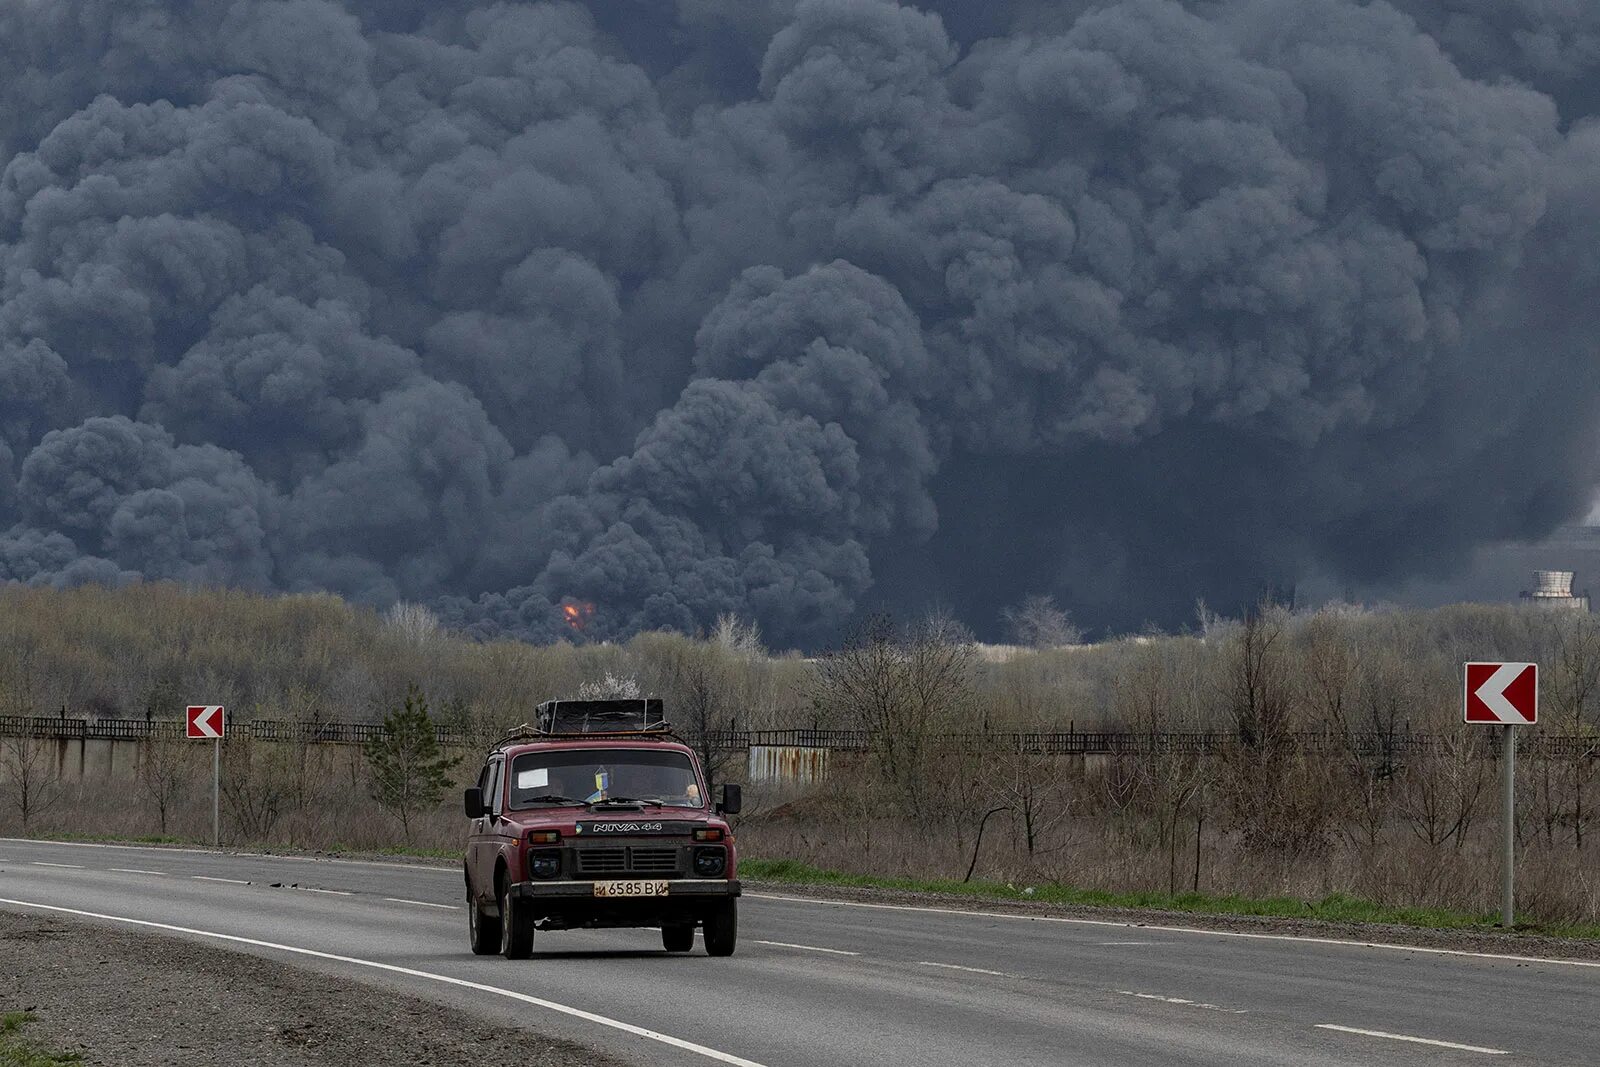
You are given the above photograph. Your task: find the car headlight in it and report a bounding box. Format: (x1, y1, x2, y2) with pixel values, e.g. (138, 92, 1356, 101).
(692, 846, 726, 877)
(529, 850, 561, 879)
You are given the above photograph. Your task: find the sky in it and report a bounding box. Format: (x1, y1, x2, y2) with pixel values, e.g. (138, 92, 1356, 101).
(2, 0, 1599, 645)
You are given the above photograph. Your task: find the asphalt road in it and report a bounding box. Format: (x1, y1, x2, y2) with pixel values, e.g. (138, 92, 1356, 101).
(1, 838, 1594, 1066)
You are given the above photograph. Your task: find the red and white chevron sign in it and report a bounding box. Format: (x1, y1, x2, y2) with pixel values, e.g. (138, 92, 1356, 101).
(1463, 663, 1537, 725)
(186, 705, 225, 739)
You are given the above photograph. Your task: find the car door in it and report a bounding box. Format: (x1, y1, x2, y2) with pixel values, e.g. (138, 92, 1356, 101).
(482, 756, 507, 895)
(486, 755, 509, 885)
(468, 758, 499, 900)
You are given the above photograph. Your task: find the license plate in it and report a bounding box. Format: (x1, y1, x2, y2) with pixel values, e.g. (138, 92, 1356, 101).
(593, 880, 669, 898)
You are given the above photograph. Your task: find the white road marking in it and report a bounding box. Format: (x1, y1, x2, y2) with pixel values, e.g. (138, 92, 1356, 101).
(752, 939, 859, 956)
(0, 897, 770, 1067)
(192, 876, 249, 885)
(1316, 1024, 1508, 1055)
(108, 868, 167, 876)
(384, 898, 459, 911)
(0, 837, 455, 873)
(287, 886, 351, 896)
(918, 961, 1016, 978)
(749, 893, 1600, 969)
(1117, 991, 1247, 1014)
(1100, 941, 1164, 946)
(30, 862, 83, 869)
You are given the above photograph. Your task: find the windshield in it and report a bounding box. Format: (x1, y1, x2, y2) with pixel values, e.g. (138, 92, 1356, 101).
(508, 748, 704, 810)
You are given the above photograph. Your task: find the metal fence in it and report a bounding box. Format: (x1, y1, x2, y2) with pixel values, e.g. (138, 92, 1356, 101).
(3, 714, 1594, 759)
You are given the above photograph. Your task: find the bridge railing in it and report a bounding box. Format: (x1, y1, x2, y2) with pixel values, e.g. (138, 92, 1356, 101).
(2, 715, 1593, 759)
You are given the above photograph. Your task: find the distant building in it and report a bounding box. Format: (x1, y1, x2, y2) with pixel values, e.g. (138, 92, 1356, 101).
(1520, 570, 1590, 612)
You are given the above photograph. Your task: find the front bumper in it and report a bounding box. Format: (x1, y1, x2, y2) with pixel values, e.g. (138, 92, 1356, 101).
(511, 878, 741, 900)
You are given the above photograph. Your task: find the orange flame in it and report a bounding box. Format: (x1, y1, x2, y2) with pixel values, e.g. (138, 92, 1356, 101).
(561, 600, 596, 632)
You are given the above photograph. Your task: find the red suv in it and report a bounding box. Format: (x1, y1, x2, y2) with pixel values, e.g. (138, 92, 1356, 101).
(463, 699, 742, 958)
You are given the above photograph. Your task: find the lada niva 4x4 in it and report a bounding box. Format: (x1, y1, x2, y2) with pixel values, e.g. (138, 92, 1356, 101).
(462, 699, 742, 958)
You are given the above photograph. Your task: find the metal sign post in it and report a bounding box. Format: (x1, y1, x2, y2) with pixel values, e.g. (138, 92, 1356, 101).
(1463, 663, 1536, 928)
(186, 705, 226, 848)
(1501, 723, 1515, 928)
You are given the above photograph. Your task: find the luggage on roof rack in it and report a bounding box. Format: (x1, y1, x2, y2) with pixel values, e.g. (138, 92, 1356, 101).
(534, 698, 668, 737)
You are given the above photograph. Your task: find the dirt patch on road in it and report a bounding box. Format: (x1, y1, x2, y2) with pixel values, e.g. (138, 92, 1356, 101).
(0, 910, 627, 1067)
(746, 880, 1600, 962)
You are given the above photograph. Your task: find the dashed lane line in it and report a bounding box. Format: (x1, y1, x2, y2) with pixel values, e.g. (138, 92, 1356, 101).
(748, 893, 1600, 970)
(30, 862, 83, 869)
(1117, 991, 1247, 1015)
(752, 940, 859, 956)
(384, 898, 459, 910)
(108, 868, 167, 876)
(0, 896, 770, 1067)
(917, 961, 1017, 978)
(1315, 1024, 1509, 1055)
(285, 886, 352, 896)
(192, 876, 249, 885)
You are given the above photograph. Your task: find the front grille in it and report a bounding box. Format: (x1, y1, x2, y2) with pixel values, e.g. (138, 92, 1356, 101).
(575, 848, 627, 874)
(574, 846, 682, 877)
(629, 847, 678, 873)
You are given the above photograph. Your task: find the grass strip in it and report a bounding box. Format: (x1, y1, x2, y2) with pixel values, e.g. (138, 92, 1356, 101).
(739, 858, 1600, 940)
(0, 1013, 81, 1067)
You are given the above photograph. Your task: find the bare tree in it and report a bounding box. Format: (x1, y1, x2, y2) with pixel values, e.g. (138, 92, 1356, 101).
(577, 673, 642, 700)
(138, 735, 195, 835)
(0, 633, 60, 830)
(384, 602, 441, 645)
(1001, 594, 1083, 649)
(0, 733, 63, 830)
(809, 612, 977, 817)
(712, 613, 764, 657)
(662, 641, 741, 793)
(1546, 614, 1600, 850)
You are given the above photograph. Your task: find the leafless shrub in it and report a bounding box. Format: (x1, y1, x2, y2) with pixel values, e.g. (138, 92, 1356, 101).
(577, 672, 642, 700)
(1001, 594, 1083, 649)
(138, 736, 197, 835)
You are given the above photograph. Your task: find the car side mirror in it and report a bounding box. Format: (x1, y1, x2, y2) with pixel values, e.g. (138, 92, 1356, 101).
(463, 787, 485, 820)
(717, 783, 742, 816)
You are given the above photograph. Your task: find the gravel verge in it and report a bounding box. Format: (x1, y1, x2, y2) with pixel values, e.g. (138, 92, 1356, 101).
(0, 909, 627, 1067)
(744, 879, 1600, 962)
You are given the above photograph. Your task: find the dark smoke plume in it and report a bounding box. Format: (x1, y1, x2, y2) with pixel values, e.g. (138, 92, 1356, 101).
(2, 0, 1598, 643)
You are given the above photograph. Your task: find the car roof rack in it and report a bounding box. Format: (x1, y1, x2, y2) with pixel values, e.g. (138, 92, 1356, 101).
(491, 698, 674, 750)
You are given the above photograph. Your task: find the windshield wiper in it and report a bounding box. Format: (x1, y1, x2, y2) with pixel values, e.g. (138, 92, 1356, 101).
(586, 796, 663, 808)
(523, 793, 582, 805)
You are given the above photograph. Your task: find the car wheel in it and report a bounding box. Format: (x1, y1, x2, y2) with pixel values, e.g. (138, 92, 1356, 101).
(703, 900, 737, 957)
(662, 924, 694, 953)
(468, 886, 501, 956)
(499, 875, 534, 959)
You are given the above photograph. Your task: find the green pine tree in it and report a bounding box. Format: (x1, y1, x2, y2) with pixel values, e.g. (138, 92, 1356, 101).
(365, 686, 459, 844)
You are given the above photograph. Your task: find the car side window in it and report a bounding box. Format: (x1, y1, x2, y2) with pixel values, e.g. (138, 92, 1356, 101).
(488, 757, 505, 817)
(476, 762, 492, 796)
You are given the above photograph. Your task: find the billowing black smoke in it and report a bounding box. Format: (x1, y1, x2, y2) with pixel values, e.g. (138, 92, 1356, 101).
(3, 0, 1598, 644)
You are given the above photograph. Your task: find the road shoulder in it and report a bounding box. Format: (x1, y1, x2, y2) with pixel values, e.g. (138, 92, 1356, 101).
(0, 909, 627, 1067)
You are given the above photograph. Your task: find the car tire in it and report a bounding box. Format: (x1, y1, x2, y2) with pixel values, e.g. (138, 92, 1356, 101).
(662, 924, 694, 953)
(500, 875, 534, 959)
(703, 900, 737, 957)
(468, 886, 501, 956)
